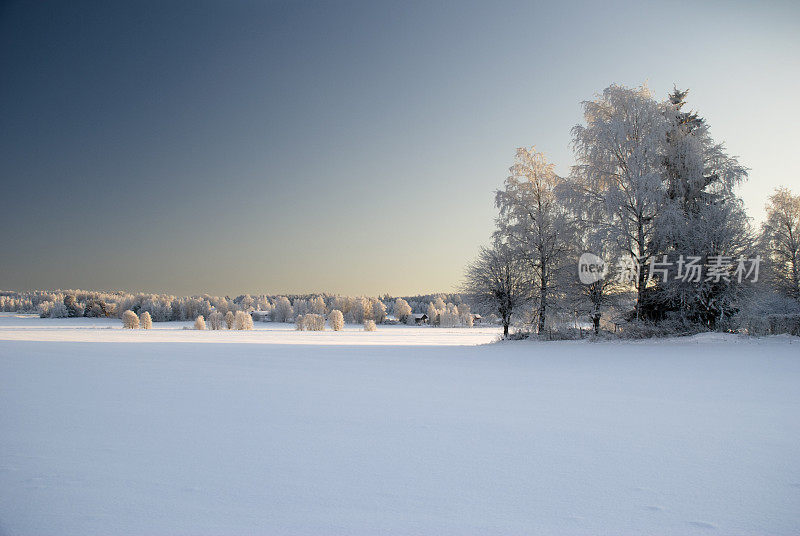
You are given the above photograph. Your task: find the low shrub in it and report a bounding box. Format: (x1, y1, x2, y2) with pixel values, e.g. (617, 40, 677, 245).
(296, 313, 325, 331)
(122, 310, 140, 329)
(329, 310, 344, 331)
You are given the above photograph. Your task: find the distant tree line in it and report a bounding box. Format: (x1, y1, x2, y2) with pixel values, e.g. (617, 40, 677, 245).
(0, 289, 491, 329)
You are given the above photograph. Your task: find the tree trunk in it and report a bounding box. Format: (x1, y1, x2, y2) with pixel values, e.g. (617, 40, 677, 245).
(591, 296, 602, 334)
(503, 322, 509, 338)
(635, 226, 646, 320)
(538, 278, 547, 335)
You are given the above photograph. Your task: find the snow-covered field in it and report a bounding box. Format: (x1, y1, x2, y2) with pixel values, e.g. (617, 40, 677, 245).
(0, 313, 502, 346)
(0, 313, 798, 535)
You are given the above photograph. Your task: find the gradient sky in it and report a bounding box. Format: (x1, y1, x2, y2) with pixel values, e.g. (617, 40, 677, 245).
(2, 0, 799, 296)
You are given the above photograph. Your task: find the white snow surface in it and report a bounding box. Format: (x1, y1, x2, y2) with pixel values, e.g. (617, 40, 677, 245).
(0, 314, 502, 346)
(0, 313, 798, 535)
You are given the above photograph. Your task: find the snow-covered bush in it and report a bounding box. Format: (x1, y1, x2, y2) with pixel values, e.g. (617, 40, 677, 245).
(122, 310, 140, 329)
(140, 311, 152, 329)
(296, 313, 325, 331)
(224, 311, 235, 330)
(364, 320, 377, 331)
(739, 313, 800, 336)
(208, 311, 224, 330)
(48, 302, 69, 318)
(234, 310, 253, 330)
(37, 301, 53, 318)
(614, 319, 705, 339)
(329, 309, 344, 331)
(194, 315, 206, 330)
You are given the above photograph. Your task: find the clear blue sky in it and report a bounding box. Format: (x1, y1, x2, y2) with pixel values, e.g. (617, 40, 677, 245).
(1, 0, 798, 296)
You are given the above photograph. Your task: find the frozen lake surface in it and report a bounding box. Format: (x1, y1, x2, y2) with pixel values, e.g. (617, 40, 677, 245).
(1, 313, 798, 535)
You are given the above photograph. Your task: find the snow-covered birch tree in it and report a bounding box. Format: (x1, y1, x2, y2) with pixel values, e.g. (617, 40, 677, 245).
(462, 243, 532, 337)
(760, 187, 800, 299)
(496, 147, 575, 333)
(571, 84, 668, 319)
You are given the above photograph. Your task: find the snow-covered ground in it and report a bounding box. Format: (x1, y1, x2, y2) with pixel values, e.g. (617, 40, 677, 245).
(0, 313, 502, 346)
(0, 313, 798, 535)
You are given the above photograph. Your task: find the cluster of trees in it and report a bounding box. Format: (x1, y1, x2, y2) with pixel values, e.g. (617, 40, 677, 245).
(5, 288, 490, 329)
(294, 309, 376, 332)
(193, 310, 253, 330)
(465, 83, 800, 337)
(296, 313, 326, 331)
(121, 310, 153, 330)
(424, 298, 473, 327)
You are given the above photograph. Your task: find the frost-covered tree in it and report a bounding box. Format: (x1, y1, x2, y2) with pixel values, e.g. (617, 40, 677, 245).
(661, 88, 747, 215)
(760, 187, 800, 299)
(329, 309, 344, 331)
(122, 310, 140, 329)
(571, 84, 668, 318)
(329, 296, 351, 318)
(194, 315, 206, 330)
(140, 311, 152, 329)
(426, 302, 439, 325)
(272, 296, 294, 323)
(239, 294, 254, 311)
(310, 296, 327, 316)
(234, 310, 253, 330)
(293, 298, 309, 318)
(439, 304, 460, 328)
(393, 298, 412, 323)
(463, 243, 532, 337)
(208, 311, 224, 330)
(63, 294, 81, 317)
(48, 301, 69, 318)
(496, 147, 575, 333)
(458, 303, 472, 326)
(37, 301, 53, 318)
(645, 88, 751, 326)
(348, 297, 370, 323)
(370, 298, 387, 323)
(363, 319, 377, 331)
(224, 310, 235, 329)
